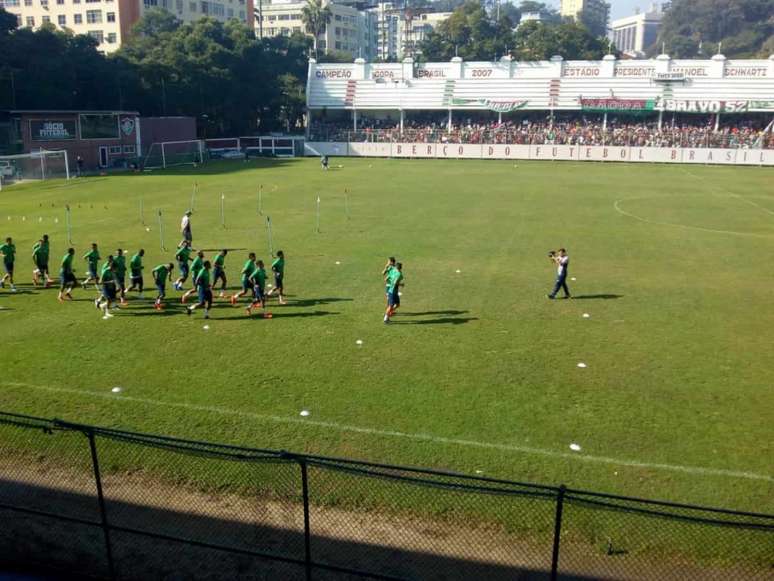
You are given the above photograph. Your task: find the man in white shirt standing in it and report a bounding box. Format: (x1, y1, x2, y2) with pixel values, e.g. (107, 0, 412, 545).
(181, 211, 193, 243)
(547, 248, 571, 300)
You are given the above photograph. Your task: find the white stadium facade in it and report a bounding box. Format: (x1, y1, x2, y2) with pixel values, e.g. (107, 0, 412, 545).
(304, 54, 774, 166)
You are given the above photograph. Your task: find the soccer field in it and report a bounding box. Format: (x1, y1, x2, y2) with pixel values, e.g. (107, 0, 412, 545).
(0, 157, 772, 514)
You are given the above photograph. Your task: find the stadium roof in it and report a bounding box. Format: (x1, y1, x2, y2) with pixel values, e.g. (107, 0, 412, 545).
(306, 55, 774, 113)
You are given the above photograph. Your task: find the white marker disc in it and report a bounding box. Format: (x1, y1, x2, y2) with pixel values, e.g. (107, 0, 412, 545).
(299, 410, 310, 417)
(569, 443, 582, 452)
(111, 387, 122, 393)
(577, 362, 587, 368)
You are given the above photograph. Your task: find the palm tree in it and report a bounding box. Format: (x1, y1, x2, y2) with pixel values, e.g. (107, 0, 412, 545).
(302, 0, 333, 58)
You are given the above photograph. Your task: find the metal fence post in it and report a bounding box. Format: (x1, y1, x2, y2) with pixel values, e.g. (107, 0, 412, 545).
(300, 458, 313, 581)
(87, 430, 117, 580)
(550, 485, 566, 581)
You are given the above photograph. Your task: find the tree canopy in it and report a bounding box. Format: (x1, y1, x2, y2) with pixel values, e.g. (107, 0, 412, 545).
(655, 0, 774, 58)
(0, 8, 311, 135)
(419, 2, 609, 61)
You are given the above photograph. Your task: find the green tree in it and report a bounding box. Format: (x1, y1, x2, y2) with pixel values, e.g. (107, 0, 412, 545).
(513, 21, 608, 60)
(419, 1, 516, 60)
(301, 0, 332, 58)
(655, 0, 774, 58)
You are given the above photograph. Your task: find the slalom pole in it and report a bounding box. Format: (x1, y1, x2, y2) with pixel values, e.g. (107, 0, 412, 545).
(266, 215, 274, 257)
(344, 188, 350, 220)
(258, 184, 263, 215)
(316, 195, 321, 233)
(220, 193, 225, 229)
(158, 210, 166, 251)
(65, 204, 73, 245)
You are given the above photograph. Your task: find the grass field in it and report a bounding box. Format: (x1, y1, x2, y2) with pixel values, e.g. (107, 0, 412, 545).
(0, 157, 772, 516)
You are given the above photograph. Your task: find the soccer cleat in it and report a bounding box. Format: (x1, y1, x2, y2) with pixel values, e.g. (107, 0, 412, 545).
(57, 295, 64, 303)
(263, 312, 272, 319)
(94, 298, 101, 309)
(186, 307, 192, 316)
(547, 295, 555, 300)
(230, 295, 237, 305)
(10, 287, 16, 292)
(203, 313, 209, 319)
(245, 307, 252, 315)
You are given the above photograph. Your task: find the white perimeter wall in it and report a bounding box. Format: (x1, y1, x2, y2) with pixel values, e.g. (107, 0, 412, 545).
(307, 143, 774, 165)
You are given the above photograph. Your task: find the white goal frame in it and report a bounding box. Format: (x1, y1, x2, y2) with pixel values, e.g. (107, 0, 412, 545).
(0, 149, 70, 188)
(142, 140, 205, 169)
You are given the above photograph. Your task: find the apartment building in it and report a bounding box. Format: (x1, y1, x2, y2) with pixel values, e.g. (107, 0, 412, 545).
(560, 0, 609, 36)
(0, 0, 254, 53)
(610, 4, 663, 57)
(367, 3, 449, 61)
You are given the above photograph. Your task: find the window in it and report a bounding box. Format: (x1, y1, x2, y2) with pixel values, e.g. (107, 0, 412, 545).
(1, 0, 19, 6)
(58, 14, 66, 24)
(25, 16, 34, 26)
(226, 7, 232, 17)
(200, 0, 208, 13)
(107, 32, 116, 42)
(175, 0, 181, 10)
(144, 0, 156, 5)
(23, 0, 31, 5)
(189, 2, 195, 10)
(57, 0, 64, 4)
(292, 26, 300, 32)
(88, 29, 103, 42)
(73, 13, 82, 22)
(335, 41, 341, 49)
(42, 15, 50, 23)
(212, 2, 223, 15)
(335, 26, 340, 35)
(106, 11, 114, 21)
(280, 27, 289, 35)
(267, 14, 275, 20)
(109, 145, 122, 154)
(238, 10, 243, 19)
(123, 145, 135, 154)
(40, 0, 48, 7)
(86, 9, 101, 22)
(334, 14, 340, 20)
(266, 27, 275, 34)
(318, 39, 326, 49)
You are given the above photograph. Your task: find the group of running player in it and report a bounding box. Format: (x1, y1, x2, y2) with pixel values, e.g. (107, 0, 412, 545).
(0, 233, 286, 320)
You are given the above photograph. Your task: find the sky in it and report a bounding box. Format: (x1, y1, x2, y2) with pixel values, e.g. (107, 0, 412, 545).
(544, 0, 656, 20)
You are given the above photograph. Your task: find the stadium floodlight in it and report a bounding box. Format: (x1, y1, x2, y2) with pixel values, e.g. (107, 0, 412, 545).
(0, 149, 69, 185)
(143, 140, 204, 170)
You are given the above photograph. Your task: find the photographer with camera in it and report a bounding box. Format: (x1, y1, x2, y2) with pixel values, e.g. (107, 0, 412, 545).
(547, 248, 571, 300)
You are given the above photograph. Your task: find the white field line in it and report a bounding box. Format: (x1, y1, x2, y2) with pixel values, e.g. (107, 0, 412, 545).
(680, 167, 774, 217)
(613, 198, 774, 239)
(3, 381, 772, 483)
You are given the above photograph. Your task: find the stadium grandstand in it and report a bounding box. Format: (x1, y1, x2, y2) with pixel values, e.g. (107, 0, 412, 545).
(305, 54, 774, 165)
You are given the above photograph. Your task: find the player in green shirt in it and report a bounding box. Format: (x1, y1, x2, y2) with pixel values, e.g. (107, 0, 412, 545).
(152, 262, 174, 310)
(266, 250, 286, 305)
(32, 235, 52, 287)
(246, 259, 270, 317)
(182, 250, 205, 304)
(95, 255, 115, 309)
(212, 249, 228, 297)
(127, 249, 145, 297)
(230, 253, 256, 306)
(173, 240, 193, 291)
(186, 260, 213, 318)
(97, 262, 118, 319)
(0, 237, 16, 291)
(114, 249, 127, 304)
(384, 262, 404, 324)
(82, 243, 101, 289)
(382, 256, 396, 308)
(57, 248, 77, 302)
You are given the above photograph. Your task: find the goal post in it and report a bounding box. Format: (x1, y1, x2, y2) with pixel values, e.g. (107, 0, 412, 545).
(241, 136, 303, 158)
(0, 149, 70, 185)
(143, 140, 205, 170)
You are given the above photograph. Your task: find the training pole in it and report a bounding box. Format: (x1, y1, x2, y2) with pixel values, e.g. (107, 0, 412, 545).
(65, 204, 73, 245)
(344, 189, 350, 220)
(258, 184, 263, 215)
(316, 195, 320, 233)
(220, 193, 225, 228)
(157, 210, 166, 251)
(266, 215, 274, 257)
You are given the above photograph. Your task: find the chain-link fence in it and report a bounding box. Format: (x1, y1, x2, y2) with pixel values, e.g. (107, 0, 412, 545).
(0, 411, 771, 581)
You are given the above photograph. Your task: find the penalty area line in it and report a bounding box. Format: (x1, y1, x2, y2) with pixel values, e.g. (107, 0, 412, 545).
(3, 381, 772, 483)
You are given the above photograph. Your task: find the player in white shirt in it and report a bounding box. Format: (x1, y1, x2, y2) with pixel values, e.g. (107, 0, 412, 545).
(547, 248, 571, 299)
(181, 211, 193, 243)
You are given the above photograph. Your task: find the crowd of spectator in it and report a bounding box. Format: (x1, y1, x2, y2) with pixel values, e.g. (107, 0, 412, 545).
(310, 116, 774, 149)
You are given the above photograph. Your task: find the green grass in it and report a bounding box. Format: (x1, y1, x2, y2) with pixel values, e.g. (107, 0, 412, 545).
(0, 157, 772, 519)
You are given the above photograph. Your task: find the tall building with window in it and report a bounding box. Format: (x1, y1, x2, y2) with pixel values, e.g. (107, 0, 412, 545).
(610, 4, 663, 57)
(560, 0, 609, 37)
(256, 0, 376, 60)
(0, 0, 254, 53)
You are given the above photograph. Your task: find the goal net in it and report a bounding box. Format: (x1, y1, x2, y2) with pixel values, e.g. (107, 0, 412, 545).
(143, 140, 204, 170)
(0, 149, 69, 187)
